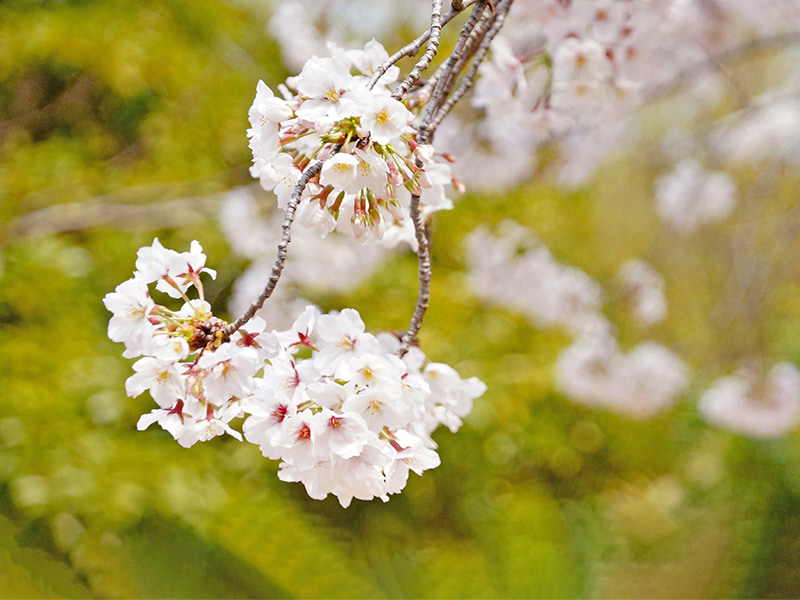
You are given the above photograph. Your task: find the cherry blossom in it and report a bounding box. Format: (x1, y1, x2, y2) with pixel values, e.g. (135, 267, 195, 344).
(555, 332, 689, 420)
(106, 240, 487, 507)
(699, 363, 800, 439)
(618, 260, 668, 327)
(465, 221, 605, 335)
(103, 276, 156, 358)
(654, 160, 738, 235)
(246, 39, 459, 246)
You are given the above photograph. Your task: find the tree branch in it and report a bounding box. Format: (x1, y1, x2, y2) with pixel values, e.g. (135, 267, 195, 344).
(398, 0, 514, 352)
(428, 0, 512, 133)
(419, 0, 499, 140)
(643, 30, 800, 103)
(368, 4, 475, 91)
(392, 0, 444, 100)
(399, 191, 432, 356)
(223, 160, 325, 337)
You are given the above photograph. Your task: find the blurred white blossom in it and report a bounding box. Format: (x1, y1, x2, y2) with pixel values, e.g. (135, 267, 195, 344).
(714, 96, 800, 164)
(618, 259, 667, 327)
(654, 160, 738, 234)
(556, 332, 689, 420)
(699, 363, 800, 439)
(465, 221, 605, 335)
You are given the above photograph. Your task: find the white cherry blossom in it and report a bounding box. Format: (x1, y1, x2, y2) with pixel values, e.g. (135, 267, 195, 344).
(103, 276, 156, 358)
(655, 160, 738, 235)
(361, 96, 413, 145)
(125, 357, 185, 408)
(699, 363, 800, 439)
(245, 40, 459, 247)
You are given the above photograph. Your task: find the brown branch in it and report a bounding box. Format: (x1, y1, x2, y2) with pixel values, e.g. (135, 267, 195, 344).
(368, 5, 472, 91)
(398, 0, 514, 351)
(392, 0, 445, 100)
(0, 177, 251, 249)
(419, 0, 500, 140)
(427, 0, 512, 133)
(399, 191, 432, 356)
(223, 160, 325, 337)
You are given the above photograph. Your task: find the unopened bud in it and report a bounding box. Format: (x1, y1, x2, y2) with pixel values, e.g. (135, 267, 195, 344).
(382, 198, 405, 221)
(351, 213, 368, 240)
(387, 160, 403, 186)
(404, 178, 422, 196)
(452, 175, 466, 195)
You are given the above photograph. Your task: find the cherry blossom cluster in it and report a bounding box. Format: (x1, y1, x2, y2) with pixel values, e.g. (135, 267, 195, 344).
(266, 1, 800, 197)
(463, 221, 800, 436)
(247, 39, 458, 247)
(242, 305, 486, 507)
(465, 221, 689, 419)
(698, 363, 800, 439)
(431, 0, 800, 192)
(439, 0, 678, 189)
(104, 239, 487, 506)
(103, 239, 259, 448)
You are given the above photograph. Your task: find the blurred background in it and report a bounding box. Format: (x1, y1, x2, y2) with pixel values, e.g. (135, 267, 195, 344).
(2, 0, 800, 597)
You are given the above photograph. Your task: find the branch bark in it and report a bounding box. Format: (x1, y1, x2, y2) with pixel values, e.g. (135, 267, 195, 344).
(224, 160, 324, 337)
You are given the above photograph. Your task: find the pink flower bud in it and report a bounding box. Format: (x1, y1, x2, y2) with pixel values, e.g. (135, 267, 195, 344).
(452, 175, 466, 195)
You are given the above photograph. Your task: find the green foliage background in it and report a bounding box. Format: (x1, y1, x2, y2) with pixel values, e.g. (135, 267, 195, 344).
(2, 1, 800, 597)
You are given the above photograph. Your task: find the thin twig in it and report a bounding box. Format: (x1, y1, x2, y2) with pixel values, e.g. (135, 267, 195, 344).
(419, 1, 495, 139)
(1, 195, 223, 247)
(0, 170, 251, 248)
(392, 0, 444, 100)
(643, 30, 800, 103)
(428, 0, 512, 133)
(223, 161, 324, 337)
(368, 6, 470, 91)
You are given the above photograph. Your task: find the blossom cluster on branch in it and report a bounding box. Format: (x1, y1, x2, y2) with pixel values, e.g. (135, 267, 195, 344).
(104, 239, 486, 506)
(427, 0, 800, 192)
(102, 0, 517, 507)
(247, 39, 458, 247)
